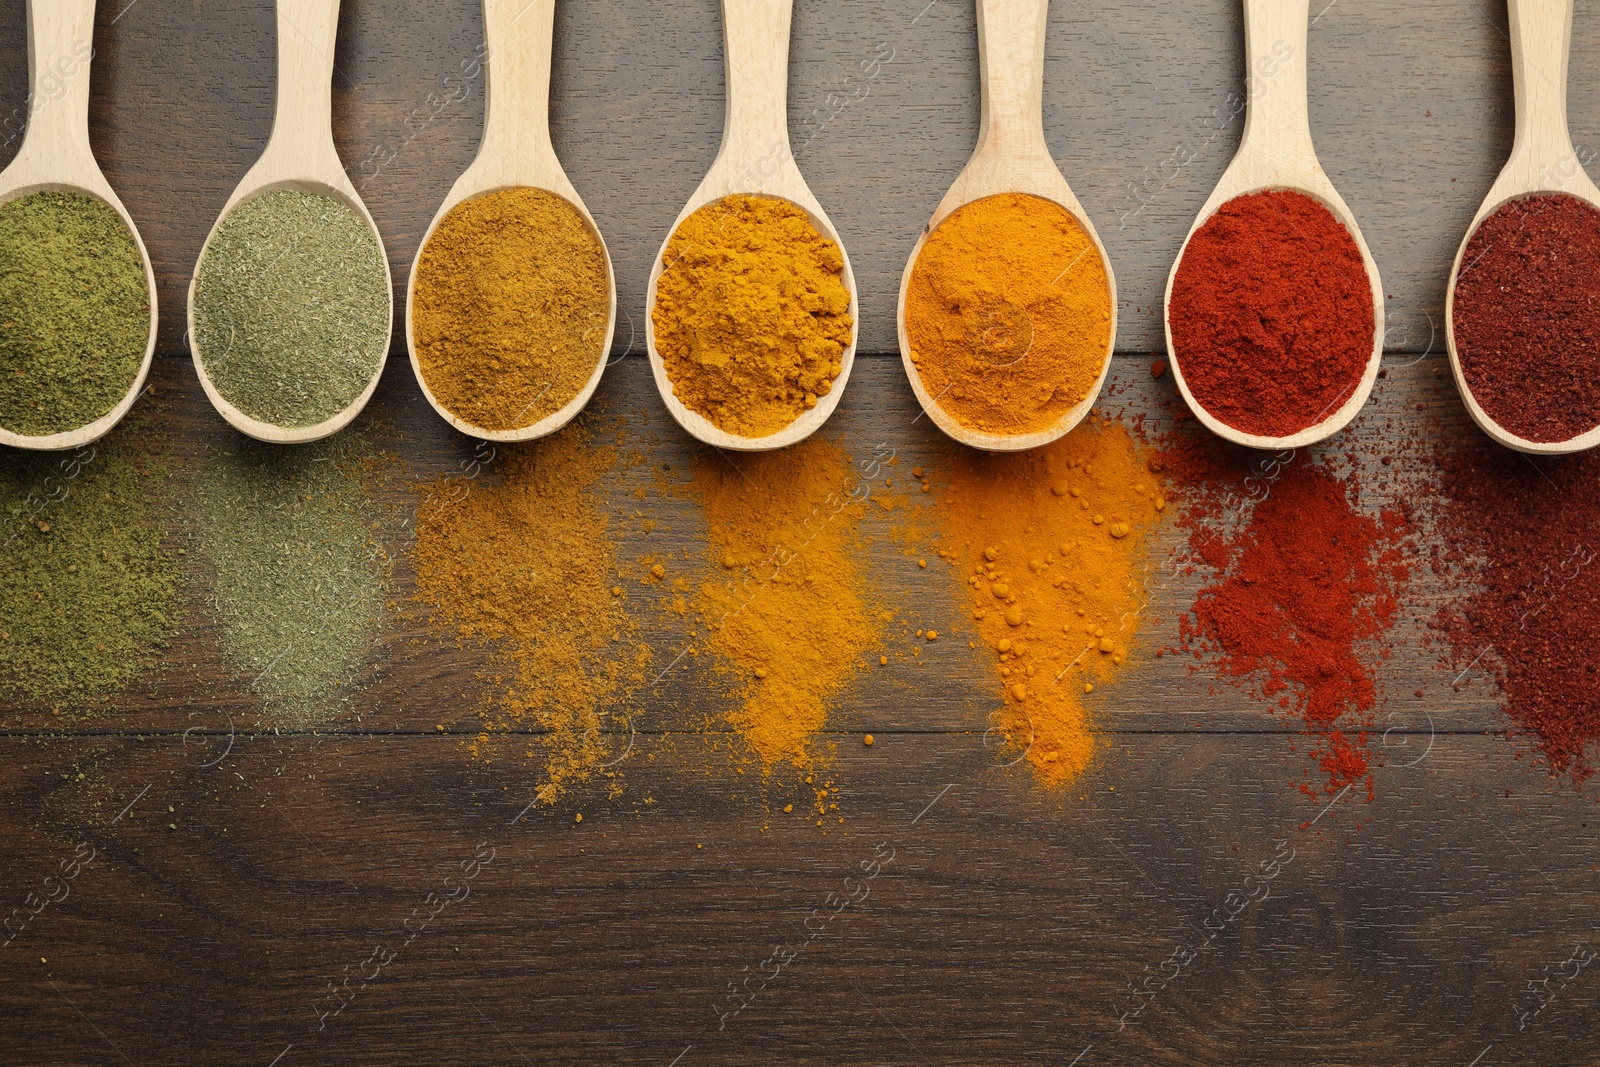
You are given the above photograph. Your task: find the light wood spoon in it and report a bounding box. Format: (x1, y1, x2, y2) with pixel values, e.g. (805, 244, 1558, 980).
(897, 0, 1116, 453)
(644, 0, 860, 452)
(0, 0, 157, 452)
(1162, 0, 1384, 451)
(187, 0, 393, 445)
(406, 0, 615, 443)
(1445, 0, 1600, 455)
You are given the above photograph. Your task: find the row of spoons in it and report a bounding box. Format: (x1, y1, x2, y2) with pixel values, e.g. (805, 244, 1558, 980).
(1, 0, 1594, 457)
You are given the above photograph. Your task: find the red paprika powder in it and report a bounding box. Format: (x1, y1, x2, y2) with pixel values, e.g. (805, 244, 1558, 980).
(1161, 433, 1412, 800)
(1451, 193, 1600, 444)
(1434, 443, 1600, 783)
(1168, 190, 1374, 438)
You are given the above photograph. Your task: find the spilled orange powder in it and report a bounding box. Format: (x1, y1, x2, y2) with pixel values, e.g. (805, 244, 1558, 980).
(692, 437, 884, 766)
(934, 421, 1168, 783)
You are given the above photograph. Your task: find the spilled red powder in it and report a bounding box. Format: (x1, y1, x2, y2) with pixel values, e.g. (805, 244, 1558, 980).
(1433, 444, 1600, 784)
(1160, 433, 1413, 801)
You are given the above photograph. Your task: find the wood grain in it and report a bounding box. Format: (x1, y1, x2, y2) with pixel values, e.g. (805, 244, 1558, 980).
(0, 730, 1595, 1066)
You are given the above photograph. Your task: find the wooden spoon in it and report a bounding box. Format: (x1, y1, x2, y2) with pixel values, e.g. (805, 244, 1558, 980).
(644, 0, 860, 452)
(187, 0, 393, 445)
(406, 0, 615, 443)
(896, 0, 1116, 453)
(1162, 0, 1384, 451)
(1444, 0, 1600, 455)
(0, 0, 158, 452)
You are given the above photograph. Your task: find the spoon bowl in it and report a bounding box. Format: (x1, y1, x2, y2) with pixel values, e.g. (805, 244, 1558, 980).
(0, 0, 157, 452)
(1444, 0, 1600, 455)
(1163, 0, 1384, 451)
(645, 0, 859, 453)
(896, 0, 1116, 453)
(406, 0, 616, 444)
(187, 0, 393, 446)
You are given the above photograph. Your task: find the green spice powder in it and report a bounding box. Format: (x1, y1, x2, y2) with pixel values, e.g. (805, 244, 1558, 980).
(0, 431, 177, 704)
(193, 431, 391, 727)
(193, 189, 390, 428)
(0, 190, 150, 437)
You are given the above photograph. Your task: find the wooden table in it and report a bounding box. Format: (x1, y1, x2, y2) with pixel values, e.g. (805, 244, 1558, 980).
(2, 2, 1597, 1064)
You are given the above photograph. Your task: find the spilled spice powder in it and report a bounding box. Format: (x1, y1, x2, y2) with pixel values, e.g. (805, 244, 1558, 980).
(1166, 445, 1413, 800)
(905, 192, 1112, 437)
(412, 188, 611, 432)
(1434, 444, 1600, 783)
(692, 437, 881, 767)
(653, 195, 853, 438)
(412, 421, 650, 803)
(193, 432, 391, 727)
(0, 425, 177, 705)
(933, 421, 1168, 784)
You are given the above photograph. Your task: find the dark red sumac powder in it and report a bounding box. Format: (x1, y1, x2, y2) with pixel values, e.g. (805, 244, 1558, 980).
(1451, 193, 1600, 443)
(1169, 190, 1374, 437)
(1435, 444, 1600, 783)
(1169, 453, 1412, 800)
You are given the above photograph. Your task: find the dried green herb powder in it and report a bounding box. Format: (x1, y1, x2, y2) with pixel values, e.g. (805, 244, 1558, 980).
(193, 189, 390, 429)
(0, 190, 150, 437)
(0, 432, 177, 704)
(193, 431, 391, 727)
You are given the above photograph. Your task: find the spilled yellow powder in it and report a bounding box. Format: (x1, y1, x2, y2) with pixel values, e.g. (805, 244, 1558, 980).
(411, 421, 649, 803)
(933, 421, 1167, 784)
(692, 437, 881, 766)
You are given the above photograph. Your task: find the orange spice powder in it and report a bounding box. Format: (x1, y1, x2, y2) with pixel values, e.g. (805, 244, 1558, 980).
(932, 420, 1168, 783)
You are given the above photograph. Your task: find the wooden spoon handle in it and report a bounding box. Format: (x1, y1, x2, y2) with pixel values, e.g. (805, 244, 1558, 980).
(1239, 0, 1313, 165)
(1508, 0, 1576, 168)
(975, 0, 1050, 159)
(721, 0, 794, 161)
(482, 0, 557, 175)
(266, 0, 341, 161)
(17, 0, 97, 167)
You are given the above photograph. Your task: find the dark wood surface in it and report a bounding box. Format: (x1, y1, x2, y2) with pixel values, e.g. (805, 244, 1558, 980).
(2, 2, 1599, 1065)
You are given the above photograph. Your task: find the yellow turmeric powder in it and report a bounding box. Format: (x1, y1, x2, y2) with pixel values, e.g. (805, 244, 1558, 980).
(411, 422, 649, 803)
(906, 192, 1112, 436)
(653, 195, 854, 438)
(932, 420, 1168, 784)
(693, 437, 880, 765)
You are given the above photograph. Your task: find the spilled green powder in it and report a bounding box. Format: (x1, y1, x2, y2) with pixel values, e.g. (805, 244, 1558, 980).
(0, 190, 150, 437)
(0, 429, 177, 703)
(193, 189, 390, 429)
(193, 432, 391, 727)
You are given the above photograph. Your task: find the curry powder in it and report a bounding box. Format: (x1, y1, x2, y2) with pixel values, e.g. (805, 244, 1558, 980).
(412, 188, 610, 432)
